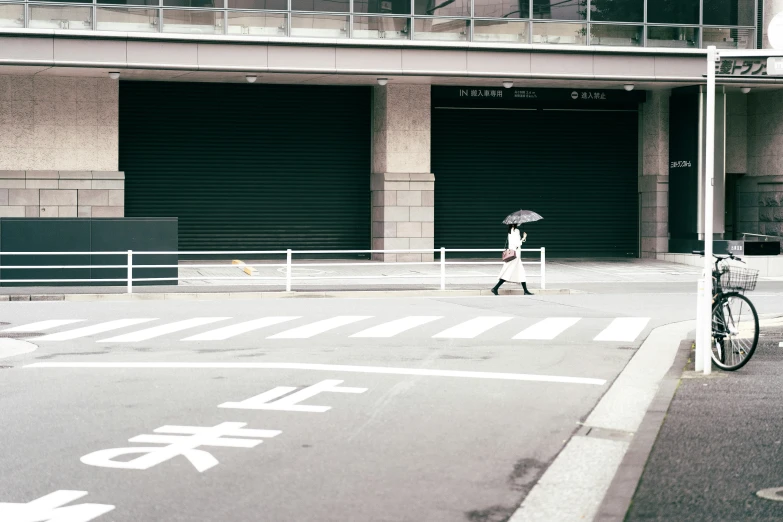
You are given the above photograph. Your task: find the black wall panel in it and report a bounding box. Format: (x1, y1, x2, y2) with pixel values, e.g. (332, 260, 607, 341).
(432, 107, 639, 257)
(120, 82, 371, 254)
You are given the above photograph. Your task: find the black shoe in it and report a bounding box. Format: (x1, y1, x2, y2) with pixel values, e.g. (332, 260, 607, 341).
(491, 288, 498, 296)
(523, 290, 533, 296)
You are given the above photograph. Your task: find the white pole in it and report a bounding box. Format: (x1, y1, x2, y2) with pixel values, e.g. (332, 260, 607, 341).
(440, 247, 446, 291)
(702, 45, 717, 375)
(127, 250, 133, 295)
(285, 249, 292, 292)
(540, 247, 546, 290)
(695, 279, 704, 372)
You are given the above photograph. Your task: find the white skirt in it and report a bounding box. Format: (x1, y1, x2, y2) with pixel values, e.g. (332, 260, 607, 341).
(499, 255, 526, 283)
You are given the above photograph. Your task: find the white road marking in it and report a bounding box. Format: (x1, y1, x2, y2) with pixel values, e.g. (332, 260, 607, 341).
(350, 316, 442, 338)
(593, 317, 651, 342)
(33, 319, 157, 341)
(24, 362, 606, 385)
(100, 318, 230, 342)
(3, 319, 84, 332)
(432, 316, 512, 339)
(0, 490, 115, 521)
(779, 342, 783, 348)
(182, 316, 301, 341)
(513, 318, 581, 340)
(219, 379, 367, 412)
(0, 339, 37, 359)
(268, 316, 372, 339)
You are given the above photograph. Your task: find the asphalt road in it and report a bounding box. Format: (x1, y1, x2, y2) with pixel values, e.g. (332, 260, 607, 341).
(2, 292, 783, 522)
(626, 325, 783, 522)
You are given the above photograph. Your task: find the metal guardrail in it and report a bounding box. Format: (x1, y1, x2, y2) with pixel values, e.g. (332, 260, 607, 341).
(0, 247, 546, 294)
(742, 232, 783, 242)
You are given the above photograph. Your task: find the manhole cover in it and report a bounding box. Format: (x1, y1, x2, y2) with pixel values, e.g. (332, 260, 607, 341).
(757, 488, 783, 501)
(0, 332, 40, 338)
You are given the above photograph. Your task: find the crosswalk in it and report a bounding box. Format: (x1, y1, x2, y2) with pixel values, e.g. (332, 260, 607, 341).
(4, 315, 651, 344)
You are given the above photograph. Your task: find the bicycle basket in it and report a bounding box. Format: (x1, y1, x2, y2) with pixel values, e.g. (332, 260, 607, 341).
(718, 264, 759, 292)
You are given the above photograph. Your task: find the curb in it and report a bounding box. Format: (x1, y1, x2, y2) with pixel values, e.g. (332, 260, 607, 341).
(594, 338, 692, 522)
(0, 288, 579, 302)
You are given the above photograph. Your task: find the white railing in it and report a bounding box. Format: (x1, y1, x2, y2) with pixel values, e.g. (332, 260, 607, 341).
(0, 247, 545, 294)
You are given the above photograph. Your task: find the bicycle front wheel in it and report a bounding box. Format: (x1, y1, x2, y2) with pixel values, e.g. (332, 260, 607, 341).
(711, 292, 759, 371)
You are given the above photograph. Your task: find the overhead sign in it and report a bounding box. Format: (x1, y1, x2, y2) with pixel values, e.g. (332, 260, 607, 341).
(715, 59, 767, 76)
(768, 57, 783, 76)
(433, 86, 646, 106)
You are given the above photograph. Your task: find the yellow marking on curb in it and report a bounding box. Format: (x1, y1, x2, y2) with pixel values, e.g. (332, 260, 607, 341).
(232, 259, 257, 276)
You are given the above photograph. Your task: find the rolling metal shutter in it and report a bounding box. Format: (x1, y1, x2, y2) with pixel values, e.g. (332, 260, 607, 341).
(758, 1, 763, 49)
(120, 82, 371, 253)
(433, 107, 639, 257)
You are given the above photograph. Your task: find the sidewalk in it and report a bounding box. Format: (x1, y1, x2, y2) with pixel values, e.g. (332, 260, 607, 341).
(0, 258, 708, 300)
(616, 323, 783, 521)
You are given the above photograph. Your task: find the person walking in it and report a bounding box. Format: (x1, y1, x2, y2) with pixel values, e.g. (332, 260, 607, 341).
(491, 224, 533, 295)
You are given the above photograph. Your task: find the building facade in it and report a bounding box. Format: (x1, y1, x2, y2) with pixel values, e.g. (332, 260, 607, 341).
(0, 0, 778, 259)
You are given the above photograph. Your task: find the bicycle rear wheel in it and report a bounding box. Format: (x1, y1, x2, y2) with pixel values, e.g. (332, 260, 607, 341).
(711, 292, 759, 371)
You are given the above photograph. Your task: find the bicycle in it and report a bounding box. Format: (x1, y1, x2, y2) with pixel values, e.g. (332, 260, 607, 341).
(693, 250, 760, 371)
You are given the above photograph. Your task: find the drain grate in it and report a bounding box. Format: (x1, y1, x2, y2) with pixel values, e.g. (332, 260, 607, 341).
(0, 332, 41, 339)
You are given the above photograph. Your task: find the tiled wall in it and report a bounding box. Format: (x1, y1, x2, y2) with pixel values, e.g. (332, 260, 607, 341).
(640, 90, 670, 258)
(0, 75, 118, 171)
(371, 85, 434, 262)
(0, 171, 124, 218)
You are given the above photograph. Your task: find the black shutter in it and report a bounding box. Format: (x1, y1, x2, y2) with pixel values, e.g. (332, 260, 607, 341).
(433, 107, 639, 257)
(120, 82, 371, 253)
(758, 0, 764, 49)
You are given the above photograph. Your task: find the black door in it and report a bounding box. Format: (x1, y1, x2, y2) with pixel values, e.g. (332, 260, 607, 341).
(121, 82, 371, 253)
(433, 107, 639, 257)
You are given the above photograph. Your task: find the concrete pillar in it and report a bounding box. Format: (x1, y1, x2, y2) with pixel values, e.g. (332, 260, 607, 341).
(639, 90, 670, 258)
(0, 75, 123, 217)
(743, 90, 783, 239)
(371, 85, 434, 262)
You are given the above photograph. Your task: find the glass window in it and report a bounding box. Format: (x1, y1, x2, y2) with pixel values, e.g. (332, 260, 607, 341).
(474, 0, 528, 19)
(590, 23, 641, 46)
(413, 18, 468, 39)
(590, 0, 642, 23)
(354, 0, 411, 16)
(647, 26, 699, 47)
(228, 11, 286, 35)
(353, 16, 409, 38)
(647, 0, 699, 25)
(702, 27, 753, 48)
(97, 7, 159, 31)
(532, 21, 586, 43)
(99, 0, 160, 6)
(292, 0, 348, 12)
(414, 0, 469, 17)
(473, 19, 528, 42)
(229, 0, 287, 8)
(162, 9, 222, 33)
(290, 13, 348, 37)
(533, 0, 585, 20)
(164, 0, 221, 6)
(0, 4, 23, 28)
(703, 0, 755, 26)
(29, 5, 92, 29)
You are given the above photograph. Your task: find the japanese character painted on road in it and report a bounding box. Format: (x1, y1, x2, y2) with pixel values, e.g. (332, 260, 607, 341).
(80, 422, 281, 472)
(219, 380, 368, 413)
(0, 490, 114, 522)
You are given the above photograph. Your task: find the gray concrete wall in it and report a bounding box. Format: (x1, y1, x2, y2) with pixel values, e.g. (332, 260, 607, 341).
(0, 75, 118, 172)
(0, 170, 124, 218)
(742, 90, 783, 239)
(640, 89, 670, 258)
(726, 93, 748, 175)
(371, 85, 434, 262)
